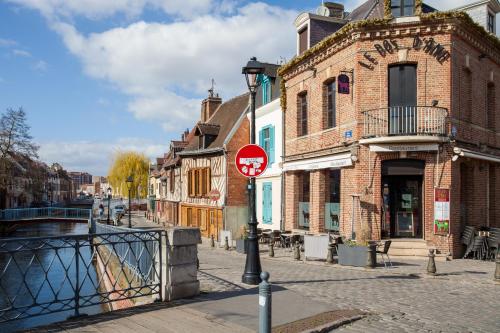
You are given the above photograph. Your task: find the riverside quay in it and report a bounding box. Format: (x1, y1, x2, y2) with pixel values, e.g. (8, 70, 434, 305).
(278, 1, 500, 258)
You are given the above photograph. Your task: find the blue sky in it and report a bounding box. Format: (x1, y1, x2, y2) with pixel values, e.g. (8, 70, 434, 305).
(0, 0, 495, 175)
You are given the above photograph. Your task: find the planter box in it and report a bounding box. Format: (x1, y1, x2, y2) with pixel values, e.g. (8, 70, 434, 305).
(338, 244, 376, 268)
(236, 239, 248, 254)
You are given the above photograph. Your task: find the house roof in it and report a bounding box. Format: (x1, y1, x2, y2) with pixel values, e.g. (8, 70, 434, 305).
(180, 93, 249, 155)
(195, 123, 221, 136)
(346, 0, 436, 21)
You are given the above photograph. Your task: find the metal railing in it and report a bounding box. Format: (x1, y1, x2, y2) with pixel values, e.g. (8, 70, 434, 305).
(0, 229, 163, 323)
(0, 208, 91, 221)
(363, 106, 448, 138)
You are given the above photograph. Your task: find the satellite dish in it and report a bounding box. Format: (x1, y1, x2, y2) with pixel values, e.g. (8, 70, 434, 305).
(316, 5, 330, 16)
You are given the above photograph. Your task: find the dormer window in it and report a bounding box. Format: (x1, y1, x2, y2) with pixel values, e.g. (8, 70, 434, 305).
(487, 11, 495, 33)
(298, 26, 308, 55)
(391, 0, 415, 17)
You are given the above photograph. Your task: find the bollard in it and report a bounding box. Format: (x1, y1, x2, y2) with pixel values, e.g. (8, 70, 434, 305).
(427, 248, 437, 275)
(294, 241, 301, 261)
(495, 251, 500, 282)
(269, 242, 274, 257)
(259, 272, 271, 333)
(224, 236, 229, 251)
(210, 234, 215, 248)
(326, 244, 334, 264)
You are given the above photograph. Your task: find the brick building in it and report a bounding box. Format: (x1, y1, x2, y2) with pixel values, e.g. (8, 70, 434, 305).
(178, 91, 250, 240)
(279, 0, 500, 258)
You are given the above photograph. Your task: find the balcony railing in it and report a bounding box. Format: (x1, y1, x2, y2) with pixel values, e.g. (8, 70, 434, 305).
(363, 106, 448, 138)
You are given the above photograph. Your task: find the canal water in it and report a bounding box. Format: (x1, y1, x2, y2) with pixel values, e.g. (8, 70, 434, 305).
(0, 222, 103, 332)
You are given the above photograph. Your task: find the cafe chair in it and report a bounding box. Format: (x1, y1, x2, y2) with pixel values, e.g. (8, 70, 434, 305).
(376, 240, 393, 268)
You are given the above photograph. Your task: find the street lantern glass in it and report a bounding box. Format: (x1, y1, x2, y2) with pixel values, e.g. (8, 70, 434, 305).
(242, 57, 265, 92)
(126, 176, 134, 190)
(107, 187, 112, 195)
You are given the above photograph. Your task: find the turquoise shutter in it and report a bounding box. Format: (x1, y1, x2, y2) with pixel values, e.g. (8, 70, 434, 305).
(269, 126, 275, 165)
(259, 129, 263, 148)
(262, 183, 272, 224)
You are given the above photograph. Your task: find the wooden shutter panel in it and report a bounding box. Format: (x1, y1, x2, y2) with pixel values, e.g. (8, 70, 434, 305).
(206, 168, 211, 193)
(269, 125, 275, 164)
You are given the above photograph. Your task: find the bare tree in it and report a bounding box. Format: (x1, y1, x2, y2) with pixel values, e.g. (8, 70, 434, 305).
(0, 107, 39, 160)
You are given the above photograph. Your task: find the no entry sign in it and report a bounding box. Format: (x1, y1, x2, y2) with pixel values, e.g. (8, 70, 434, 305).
(235, 144, 268, 177)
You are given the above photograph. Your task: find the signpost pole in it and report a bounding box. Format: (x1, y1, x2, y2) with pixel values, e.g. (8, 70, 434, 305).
(242, 87, 262, 285)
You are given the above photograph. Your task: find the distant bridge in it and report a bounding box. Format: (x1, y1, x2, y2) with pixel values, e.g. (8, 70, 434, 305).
(0, 207, 92, 223)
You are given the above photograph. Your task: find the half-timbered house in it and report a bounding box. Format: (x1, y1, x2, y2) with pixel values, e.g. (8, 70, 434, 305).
(178, 91, 250, 240)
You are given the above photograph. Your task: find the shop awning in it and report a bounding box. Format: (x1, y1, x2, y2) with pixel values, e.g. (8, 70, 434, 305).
(453, 147, 500, 164)
(283, 153, 353, 171)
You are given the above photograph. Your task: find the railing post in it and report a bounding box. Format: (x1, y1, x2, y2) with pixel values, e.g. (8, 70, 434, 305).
(74, 239, 80, 317)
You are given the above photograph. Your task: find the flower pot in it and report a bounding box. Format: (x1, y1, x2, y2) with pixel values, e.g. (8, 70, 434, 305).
(236, 239, 248, 254)
(338, 243, 376, 268)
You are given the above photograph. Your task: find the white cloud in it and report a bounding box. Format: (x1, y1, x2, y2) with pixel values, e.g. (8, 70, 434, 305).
(0, 38, 17, 47)
(12, 49, 32, 57)
(39, 138, 167, 175)
(7, 0, 219, 20)
(33, 60, 48, 72)
(49, 2, 296, 131)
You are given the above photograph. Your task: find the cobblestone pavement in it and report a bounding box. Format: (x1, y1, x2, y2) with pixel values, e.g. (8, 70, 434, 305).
(198, 243, 500, 333)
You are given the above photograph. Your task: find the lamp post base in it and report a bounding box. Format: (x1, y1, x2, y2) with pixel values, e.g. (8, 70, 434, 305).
(242, 235, 262, 285)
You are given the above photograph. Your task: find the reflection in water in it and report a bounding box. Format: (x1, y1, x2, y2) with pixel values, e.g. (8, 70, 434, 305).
(0, 222, 102, 332)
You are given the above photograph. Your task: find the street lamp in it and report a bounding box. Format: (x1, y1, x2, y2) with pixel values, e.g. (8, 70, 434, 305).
(126, 176, 134, 228)
(241, 56, 265, 285)
(106, 187, 112, 225)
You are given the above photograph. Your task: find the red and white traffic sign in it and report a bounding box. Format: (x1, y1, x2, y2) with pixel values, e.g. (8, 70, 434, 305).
(235, 144, 268, 178)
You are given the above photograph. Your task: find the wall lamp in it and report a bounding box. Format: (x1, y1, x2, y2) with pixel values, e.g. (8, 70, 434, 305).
(452, 147, 464, 162)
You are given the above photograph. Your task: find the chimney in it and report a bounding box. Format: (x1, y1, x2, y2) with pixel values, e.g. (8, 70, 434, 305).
(182, 128, 189, 142)
(324, 2, 345, 19)
(201, 88, 222, 122)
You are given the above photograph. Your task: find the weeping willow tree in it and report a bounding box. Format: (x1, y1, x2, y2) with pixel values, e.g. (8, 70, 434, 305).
(107, 151, 149, 199)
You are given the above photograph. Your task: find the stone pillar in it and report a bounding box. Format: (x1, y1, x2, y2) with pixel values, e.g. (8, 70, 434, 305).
(165, 227, 201, 301)
(309, 170, 326, 234)
(284, 172, 300, 231)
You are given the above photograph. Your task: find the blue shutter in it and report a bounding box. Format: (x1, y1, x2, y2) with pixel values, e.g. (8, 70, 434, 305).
(262, 183, 272, 224)
(259, 129, 263, 148)
(269, 126, 275, 165)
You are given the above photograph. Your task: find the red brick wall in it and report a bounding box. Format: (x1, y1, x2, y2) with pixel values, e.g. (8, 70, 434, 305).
(226, 117, 250, 207)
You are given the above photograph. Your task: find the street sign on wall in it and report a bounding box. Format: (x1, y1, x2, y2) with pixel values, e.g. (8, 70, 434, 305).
(235, 144, 268, 178)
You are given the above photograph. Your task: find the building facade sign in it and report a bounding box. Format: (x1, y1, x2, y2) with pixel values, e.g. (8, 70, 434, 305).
(337, 74, 350, 94)
(370, 144, 438, 152)
(434, 188, 450, 235)
(283, 153, 352, 171)
(359, 35, 451, 70)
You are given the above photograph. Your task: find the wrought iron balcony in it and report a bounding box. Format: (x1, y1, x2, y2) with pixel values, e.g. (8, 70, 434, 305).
(362, 106, 448, 138)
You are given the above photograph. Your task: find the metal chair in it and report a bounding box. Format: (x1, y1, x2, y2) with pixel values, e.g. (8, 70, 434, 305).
(376, 240, 393, 268)
(272, 230, 282, 247)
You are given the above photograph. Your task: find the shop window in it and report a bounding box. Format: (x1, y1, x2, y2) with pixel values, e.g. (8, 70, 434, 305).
(391, 0, 414, 17)
(324, 80, 336, 129)
(489, 164, 496, 226)
(325, 170, 341, 231)
(298, 172, 310, 228)
(298, 92, 308, 136)
(487, 83, 496, 130)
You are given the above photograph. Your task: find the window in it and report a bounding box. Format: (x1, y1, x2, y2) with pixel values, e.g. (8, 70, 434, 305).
(188, 168, 211, 198)
(487, 84, 496, 130)
(170, 169, 175, 193)
(325, 80, 336, 129)
(328, 170, 341, 204)
(326, 169, 341, 231)
(259, 125, 275, 164)
(301, 172, 310, 203)
(298, 26, 308, 55)
(488, 12, 495, 33)
(298, 93, 308, 136)
(462, 69, 472, 122)
(261, 75, 271, 105)
(391, 0, 414, 17)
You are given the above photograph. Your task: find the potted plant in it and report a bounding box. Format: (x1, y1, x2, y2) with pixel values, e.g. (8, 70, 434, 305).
(337, 224, 376, 268)
(236, 225, 249, 254)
